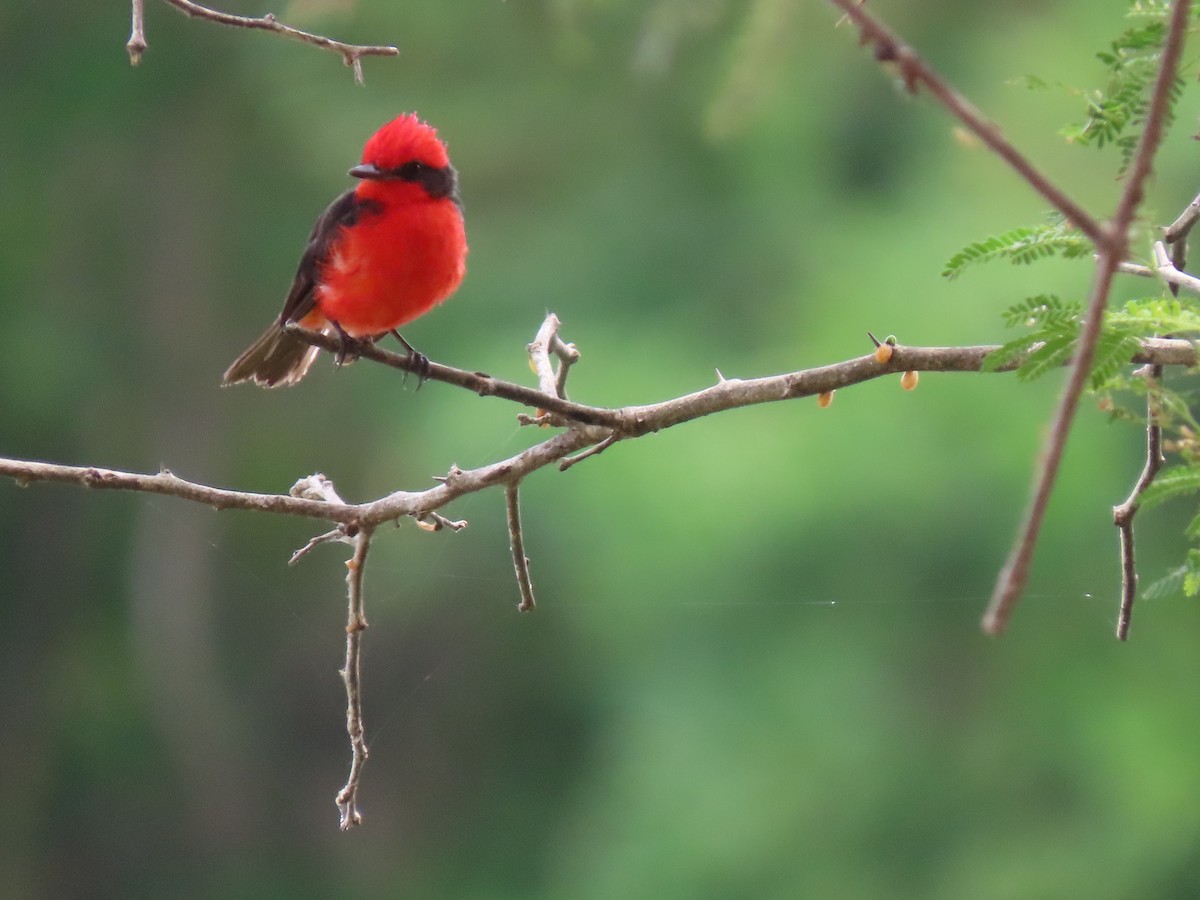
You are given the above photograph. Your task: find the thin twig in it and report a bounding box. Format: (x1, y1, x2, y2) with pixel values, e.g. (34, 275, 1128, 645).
(127, 0, 147, 64)
(286, 324, 621, 429)
(1116, 259, 1156, 278)
(505, 482, 536, 612)
(289, 526, 355, 565)
(559, 435, 618, 471)
(413, 511, 468, 533)
(1165, 190, 1200, 243)
(335, 526, 373, 830)
(551, 334, 581, 399)
(137, 0, 399, 81)
(1113, 365, 1165, 641)
(983, 0, 1191, 636)
(826, 0, 1107, 247)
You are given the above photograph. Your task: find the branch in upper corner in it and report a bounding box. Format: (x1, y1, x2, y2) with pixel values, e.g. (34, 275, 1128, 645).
(826, 0, 1107, 248)
(133, 0, 399, 82)
(982, 0, 1192, 637)
(336, 526, 373, 830)
(1113, 365, 1166, 641)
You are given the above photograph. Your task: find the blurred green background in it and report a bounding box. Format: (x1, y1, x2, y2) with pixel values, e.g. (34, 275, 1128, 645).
(4, 1, 1200, 897)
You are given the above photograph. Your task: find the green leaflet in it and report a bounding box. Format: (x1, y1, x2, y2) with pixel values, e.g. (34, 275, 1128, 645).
(942, 225, 1092, 280)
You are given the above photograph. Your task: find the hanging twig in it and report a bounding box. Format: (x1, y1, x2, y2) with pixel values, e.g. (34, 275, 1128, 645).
(505, 481, 536, 613)
(335, 526, 373, 830)
(1113, 365, 1166, 640)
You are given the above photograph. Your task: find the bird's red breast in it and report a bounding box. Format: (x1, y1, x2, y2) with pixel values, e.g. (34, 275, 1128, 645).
(309, 183, 466, 337)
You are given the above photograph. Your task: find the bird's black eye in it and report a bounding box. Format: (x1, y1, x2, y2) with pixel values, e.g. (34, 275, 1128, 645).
(396, 161, 425, 181)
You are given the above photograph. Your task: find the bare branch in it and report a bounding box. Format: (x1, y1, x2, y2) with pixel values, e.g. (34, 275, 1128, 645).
(505, 482, 536, 612)
(335, 526, 373, 830)
(984, 0, 1192, 636)
(826, 0, 1107, 247)
(4, 335, 1195, 526)
(1113, 366, 1165, 641)
(134, 0, 399, 80)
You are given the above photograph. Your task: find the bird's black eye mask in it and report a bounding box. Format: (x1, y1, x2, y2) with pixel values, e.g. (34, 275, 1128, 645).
(349, 161, 460, 203)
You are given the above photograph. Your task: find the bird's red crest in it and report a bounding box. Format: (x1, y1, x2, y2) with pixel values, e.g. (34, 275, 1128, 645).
(361, 113, 450, 170)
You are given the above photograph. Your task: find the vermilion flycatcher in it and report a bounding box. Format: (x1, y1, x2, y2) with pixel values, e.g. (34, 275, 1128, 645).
(223, 113, 467, 387)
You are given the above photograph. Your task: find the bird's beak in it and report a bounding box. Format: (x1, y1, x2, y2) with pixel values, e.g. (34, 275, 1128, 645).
(349, 163, 383, 180)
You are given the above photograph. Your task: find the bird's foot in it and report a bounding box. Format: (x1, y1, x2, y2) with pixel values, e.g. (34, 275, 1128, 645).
(391, 330, 430, 387)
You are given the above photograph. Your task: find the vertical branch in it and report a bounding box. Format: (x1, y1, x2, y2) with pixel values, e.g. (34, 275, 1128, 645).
(1113, 366, 1165, 641)
(505, 481, 537, 612)
(528, 314, 566, 398)
(335, 526, 373, 830)
(982, 0, 1192, 635)
(982, 255, 1123, 634)
(552, 334, 580, 400)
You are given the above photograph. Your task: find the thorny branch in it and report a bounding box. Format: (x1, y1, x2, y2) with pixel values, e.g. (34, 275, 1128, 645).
(2, 329, 1195, 527)
(983, 0, 1192, 635)
(829, 0, 1192, 635)
(126, 0, 399, 82)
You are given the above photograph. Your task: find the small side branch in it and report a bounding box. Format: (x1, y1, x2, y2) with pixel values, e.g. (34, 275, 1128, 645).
(505, 481, 536, 612)
(134, 0, 399, 81)
(1151, 240, 1200, 295)
(336, 526, 373, 830)
(1113, 365, 1166, 641)
(1164, 190, 1200, 243)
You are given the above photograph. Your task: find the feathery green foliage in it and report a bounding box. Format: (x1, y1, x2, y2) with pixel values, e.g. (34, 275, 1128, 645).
(942, 224, 1092, 280)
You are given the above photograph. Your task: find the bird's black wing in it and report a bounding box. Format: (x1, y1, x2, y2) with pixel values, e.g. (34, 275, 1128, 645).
(278, 189, 382, 325)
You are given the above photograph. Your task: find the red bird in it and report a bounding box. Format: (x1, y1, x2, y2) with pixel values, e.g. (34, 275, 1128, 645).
(223, 113, 468, 387)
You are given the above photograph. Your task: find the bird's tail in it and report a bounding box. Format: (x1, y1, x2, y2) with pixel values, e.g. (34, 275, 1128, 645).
(222, 322, 321, 388)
